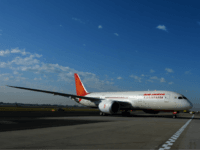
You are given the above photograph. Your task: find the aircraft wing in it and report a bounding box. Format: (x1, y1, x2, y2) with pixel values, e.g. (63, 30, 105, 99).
(6, 85, 100, 101)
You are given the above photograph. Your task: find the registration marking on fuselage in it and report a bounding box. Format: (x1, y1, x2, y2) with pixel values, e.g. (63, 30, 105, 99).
(158, 114, 194, 150)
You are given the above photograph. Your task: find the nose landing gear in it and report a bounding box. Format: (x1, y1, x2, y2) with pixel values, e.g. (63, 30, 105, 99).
(173, 115, 177, 119)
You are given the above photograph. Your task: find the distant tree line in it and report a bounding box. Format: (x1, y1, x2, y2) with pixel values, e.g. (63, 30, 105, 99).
(0, 102, 85, 107)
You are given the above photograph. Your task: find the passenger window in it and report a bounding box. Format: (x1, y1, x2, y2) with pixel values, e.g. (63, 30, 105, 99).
(178, 97, 183, 99)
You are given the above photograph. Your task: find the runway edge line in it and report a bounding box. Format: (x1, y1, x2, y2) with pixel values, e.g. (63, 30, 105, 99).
(158, 114, 194, 150)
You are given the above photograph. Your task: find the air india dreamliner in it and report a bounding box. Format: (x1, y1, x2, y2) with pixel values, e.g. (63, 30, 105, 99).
(7, 73, 193, 118)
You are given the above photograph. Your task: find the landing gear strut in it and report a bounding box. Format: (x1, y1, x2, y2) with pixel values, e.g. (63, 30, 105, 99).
(121, 111, 130, 116)
(173, 115, 177, 119)
(100, 112, 107, 116)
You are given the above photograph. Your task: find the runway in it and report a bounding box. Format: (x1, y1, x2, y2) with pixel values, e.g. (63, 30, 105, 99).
(0, 111, 199, 149)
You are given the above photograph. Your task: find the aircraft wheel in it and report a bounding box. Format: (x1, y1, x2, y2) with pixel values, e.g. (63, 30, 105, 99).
(173, 115, 177, 119)
(122, 112, 130, 116)
(126, 112, 131, 116)
(103, 113, 108, 116)
(100, 112, 107, 116)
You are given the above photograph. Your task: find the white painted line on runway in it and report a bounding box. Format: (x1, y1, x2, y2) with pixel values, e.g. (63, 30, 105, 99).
(159, 114, 194, 150)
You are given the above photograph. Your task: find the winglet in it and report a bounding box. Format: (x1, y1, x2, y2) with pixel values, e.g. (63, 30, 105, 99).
(74, 73, 88, 96)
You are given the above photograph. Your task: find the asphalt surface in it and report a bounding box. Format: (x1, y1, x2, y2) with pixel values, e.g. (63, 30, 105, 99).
(0, 111, 199, 149)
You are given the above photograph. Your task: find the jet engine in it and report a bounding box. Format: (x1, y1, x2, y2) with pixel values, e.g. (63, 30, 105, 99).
(98, 100, 120, 114)
(143, 110, 160, 114)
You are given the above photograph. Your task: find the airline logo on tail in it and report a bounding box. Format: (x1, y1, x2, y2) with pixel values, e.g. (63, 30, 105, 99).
(74, 73, 89, 102)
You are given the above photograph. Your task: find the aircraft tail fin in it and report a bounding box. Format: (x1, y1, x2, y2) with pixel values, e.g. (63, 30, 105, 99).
(74, 73, 88, 96)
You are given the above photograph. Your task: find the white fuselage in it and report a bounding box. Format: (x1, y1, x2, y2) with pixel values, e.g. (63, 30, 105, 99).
(78, 91, 193, 111)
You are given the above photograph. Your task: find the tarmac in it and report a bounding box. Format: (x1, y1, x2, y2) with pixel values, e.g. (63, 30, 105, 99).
(0, 111, 199, 149)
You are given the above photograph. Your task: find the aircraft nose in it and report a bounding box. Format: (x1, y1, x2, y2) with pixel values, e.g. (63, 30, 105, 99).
(185, 100, 193, 109)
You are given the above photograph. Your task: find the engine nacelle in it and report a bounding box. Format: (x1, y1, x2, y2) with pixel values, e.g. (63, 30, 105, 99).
(98, 100, 120, 114)
(143, 110, 160, 114)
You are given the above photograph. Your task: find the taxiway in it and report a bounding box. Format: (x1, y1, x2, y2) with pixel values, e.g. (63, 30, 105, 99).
(0, 111, 199, 149)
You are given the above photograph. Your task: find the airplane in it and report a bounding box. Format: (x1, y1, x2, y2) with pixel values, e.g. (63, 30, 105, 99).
(7, 73, 193, 118)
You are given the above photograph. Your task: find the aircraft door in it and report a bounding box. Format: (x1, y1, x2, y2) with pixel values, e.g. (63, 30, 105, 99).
(138, 95, 143, 106)
(164, 94, 170, 103)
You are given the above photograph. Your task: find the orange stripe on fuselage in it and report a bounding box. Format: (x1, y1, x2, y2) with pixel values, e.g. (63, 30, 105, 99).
(74, 73, 88, 102)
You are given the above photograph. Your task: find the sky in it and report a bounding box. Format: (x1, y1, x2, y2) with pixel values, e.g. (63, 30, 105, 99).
(0, 0, 200, 108)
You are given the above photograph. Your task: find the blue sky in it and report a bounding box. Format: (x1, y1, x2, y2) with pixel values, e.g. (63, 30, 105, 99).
(0, 0, 200, 107)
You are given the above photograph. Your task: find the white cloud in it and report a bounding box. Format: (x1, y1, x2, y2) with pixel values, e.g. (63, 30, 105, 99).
(148, 76, 166, 83)
(165, 68, 173, 73)
(168, 82, 174, 84)
(150, 76, 158, 80)
(185, 71, 191, 74)
(0, 48, 40, 57)
(79, 73, 115, 90)
(0, 49, 10, 56)
(15, 76, 27, 82)
(130, 75, 142, 82)
(0, 62, 10, 68)
(13, 71, 19, 74)
(98, 25, 102, 29)
(114, 33, 119, 36)
(156, 25, 167, 31)
(0, 74, 10, 81)
(160, 77, 166, 82)
(117, 77, 122, 80)
(11, 48, 31, 56)
(4, 77, 9, 81)
(34, 77, 42, 81)
(72, 18, 85, 24)
(141, 74, 145, 76)
(0, 48, 118, 91)
(147, 79, 154, 83)
(34, 54, 42, 58)
(150, 69, 155, 73)
(11, 55, 40, 66)
(0, 73, 10, 77)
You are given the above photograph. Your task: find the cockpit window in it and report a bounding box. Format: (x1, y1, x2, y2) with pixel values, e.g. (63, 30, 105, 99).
(178, 96, 188, 99)
(183, 96, 187, 99)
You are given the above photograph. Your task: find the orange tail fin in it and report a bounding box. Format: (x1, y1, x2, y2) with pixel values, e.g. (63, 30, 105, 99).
(74, 73, 88, 96)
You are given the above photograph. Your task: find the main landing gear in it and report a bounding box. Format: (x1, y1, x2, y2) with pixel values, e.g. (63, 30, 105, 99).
(100, 112, 108, 116)
(121, 110, 131, 116)
(173, 112, 178, 119)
